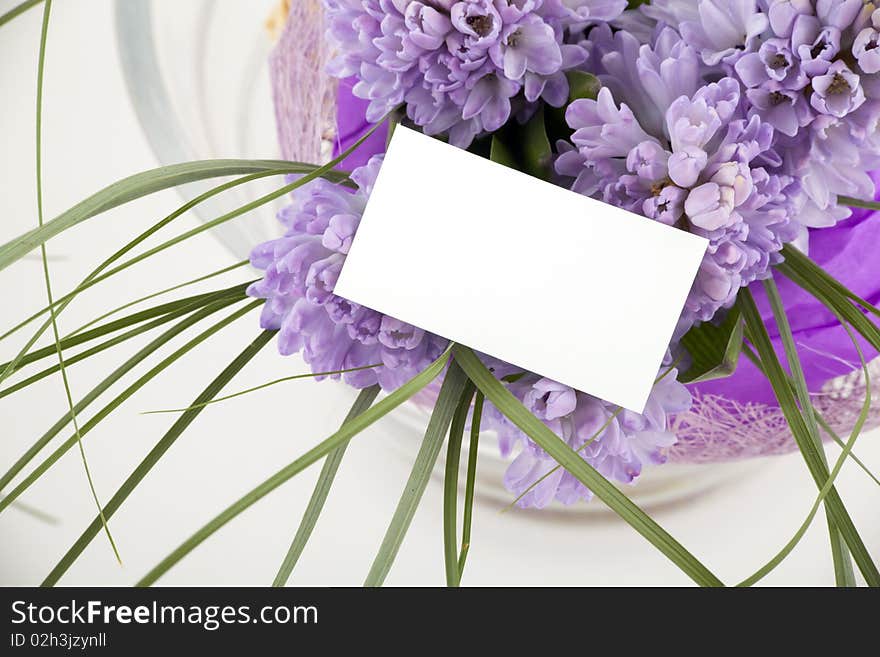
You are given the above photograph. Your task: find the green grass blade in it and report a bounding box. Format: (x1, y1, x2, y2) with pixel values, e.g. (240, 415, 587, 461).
(33, 0, 119, 562)
(143, 365, 383, 415)
(365, 359, 469, 587)
(503, 362, 678, 510)
(0, 0, 42, 27)
(133, 345, 451, 587)
(443, 379, 476, 587)
(272, 386, 380, 587)
(457, 391, 484, 580)
(762, 279, 854, 586)
(739, 317, 872, 587)
(0, 303, 208, 399)
(1, 111, 391, 388)
(679, 309, 743, 383)
(505, 406, 622, 511)
(66, 260, 249, 338)
(0, 162, 350, 271)
(741, 342, 880, 489)
(0, 295, 246, 497)
(452, 345, 724, 587)
(43, 329, 276, 586)
(0, 170, 289, 388)
(0, 300, 259, 515)
(815, 414, 880, 487)
(71, 114, 393, 297)
(739, 290, 879, 586)
(838, 196, 880, 211)
(777, 254, 880, 354)
(780, 245, 880, 320)
(1, 282, 251, 376)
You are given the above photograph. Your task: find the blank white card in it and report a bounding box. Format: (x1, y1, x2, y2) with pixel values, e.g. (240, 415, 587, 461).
(334, 127, 708, 412)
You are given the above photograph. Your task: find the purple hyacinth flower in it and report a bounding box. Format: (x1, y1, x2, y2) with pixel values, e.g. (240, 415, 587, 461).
(523, 378, 578, 421)
(734, 38, 807, 90)
(626, 140, 669, 181)
(767, 0, 812, 38)
(854, 9, 880, 75)
(685, 181, 737, 231)
(679, 0, 768, 65)
(403, 2, 453, 51)
(644, 185, 687, 225)
(324, 0, 595, 146)
(746, 85, 811, 137)
(462, 71, 520, 131)
(811, 61, 866, 117)
(494, 14, 563, 80)
(791, 14, 840, 77)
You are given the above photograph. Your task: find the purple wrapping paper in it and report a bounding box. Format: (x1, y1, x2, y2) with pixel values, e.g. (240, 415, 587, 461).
(332, 78, 390, 171)
(696, 185, 880, 404)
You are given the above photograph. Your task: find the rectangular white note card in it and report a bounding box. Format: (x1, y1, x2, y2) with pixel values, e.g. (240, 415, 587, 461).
(334, 126, 708, 412)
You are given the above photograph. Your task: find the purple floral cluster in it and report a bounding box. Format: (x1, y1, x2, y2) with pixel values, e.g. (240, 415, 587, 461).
(323, 0, 625, 146)
(248, 159, 449, 392)
(555, 0, 880, 335)
(255, 0, 880, 507)
(557, 25, 803, 336)
(643, 0, 880, 227)
(249, 155, 690, 508)
(479, 358, 690, 507)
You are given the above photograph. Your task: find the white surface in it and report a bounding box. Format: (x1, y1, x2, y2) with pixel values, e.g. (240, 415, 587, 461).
(336, 127, 707, 412)
(0, 0, 878, 587)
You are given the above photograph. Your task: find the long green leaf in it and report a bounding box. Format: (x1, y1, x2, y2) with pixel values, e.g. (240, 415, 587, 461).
(504, 362, 678, 510)
(0, 299, 257, 513)
(679, 309, 743, 383)
(762, 279, 854, 586)
(1, 111, 391, 389)
(452, 345, 723, 587)
(43, 329, 277, 586)
(565, 71, 601, 103)
(489, 135, 517, 168)
(0, 0, 42, 27)
(144, 366, 383, 415)
(739, 290, 879, 586)
(66, 261, 249, 338)
(272, 386, 380, 587)
(0, 162, 349, 271)
(741, 342, 880, 490)
(1, 282, 251, 375)
(0, 294, 245, 495)
(780, 245, 880, 319)
(365, 359, 469, 587)
(521, 107, 553, 180)
(838, 196, 880, 211)
(815, 414, 880, 488)
(0, 169, 289, 388)
(457, 391, 484, 580)
(0, 302, 210, 399)
(777, 262, 880, 355)
(443, 379, 476, 587)
(739, 316, 872, 586)
(33, 0, 119, 562)
(132, 345, 452, 587)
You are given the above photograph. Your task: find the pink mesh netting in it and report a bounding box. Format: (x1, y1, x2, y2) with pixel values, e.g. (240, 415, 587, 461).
(268, 3, 880, 464)
(269, 0, 336, 164)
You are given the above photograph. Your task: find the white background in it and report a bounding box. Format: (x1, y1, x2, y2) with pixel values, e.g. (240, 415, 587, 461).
(1, 0, 878, 586)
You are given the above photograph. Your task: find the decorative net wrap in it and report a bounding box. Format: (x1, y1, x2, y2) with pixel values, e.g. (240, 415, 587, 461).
(268, 3, 880, 465)
(269, 0, 336, 165)
(669, 359, 880, 462)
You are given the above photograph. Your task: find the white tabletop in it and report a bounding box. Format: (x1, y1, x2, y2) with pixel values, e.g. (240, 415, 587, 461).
(1, 0, 878, 586)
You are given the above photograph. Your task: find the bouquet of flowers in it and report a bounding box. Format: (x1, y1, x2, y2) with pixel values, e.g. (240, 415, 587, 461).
(1, 0, 879, 587)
